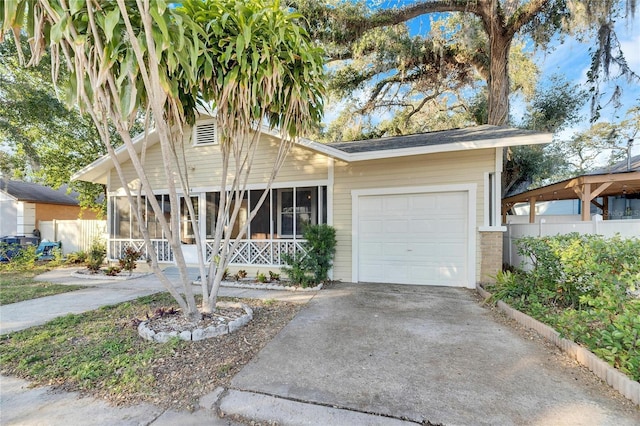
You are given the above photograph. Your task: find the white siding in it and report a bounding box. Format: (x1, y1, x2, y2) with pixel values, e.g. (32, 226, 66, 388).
(110, 127, 328, 194)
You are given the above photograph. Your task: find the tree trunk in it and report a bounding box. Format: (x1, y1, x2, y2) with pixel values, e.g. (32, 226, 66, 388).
(487, 32, 512, 126)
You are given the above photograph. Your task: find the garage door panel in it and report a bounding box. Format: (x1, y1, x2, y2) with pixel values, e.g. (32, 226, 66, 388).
(383, 220, 409, 233)
(357, 191, 468, 287)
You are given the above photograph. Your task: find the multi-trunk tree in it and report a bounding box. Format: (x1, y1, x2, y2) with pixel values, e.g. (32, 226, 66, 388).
(1, 0, 325, 319)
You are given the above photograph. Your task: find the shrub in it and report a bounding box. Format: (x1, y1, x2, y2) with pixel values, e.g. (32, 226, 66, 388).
(66, 251, 87, 264)
(118, 246, 141, 275)
(488, 234, 640, 381)
(3, 244, 38, 271)
(256, 271, 267, 283)
(268, 271, 280, 281)
(86, 239, 106, 273)
(105, 266, 122, 276)
(283, 224, 336, 288)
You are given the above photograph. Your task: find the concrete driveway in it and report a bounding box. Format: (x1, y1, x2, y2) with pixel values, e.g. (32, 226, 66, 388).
(230, 283, 640, 425)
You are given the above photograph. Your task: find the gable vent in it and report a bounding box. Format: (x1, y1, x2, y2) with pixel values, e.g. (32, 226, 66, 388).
(195, 121, 218, 145)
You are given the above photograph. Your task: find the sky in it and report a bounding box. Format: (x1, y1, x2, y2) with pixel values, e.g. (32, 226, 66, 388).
(326, 0, 640, 158)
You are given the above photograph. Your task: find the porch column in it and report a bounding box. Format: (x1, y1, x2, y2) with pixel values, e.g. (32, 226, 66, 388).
(529, 198, 536, 224)
(581, 183, 591, 221)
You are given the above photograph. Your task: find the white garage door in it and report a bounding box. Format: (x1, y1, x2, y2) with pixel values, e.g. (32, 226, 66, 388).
(357, 191, 468, 286)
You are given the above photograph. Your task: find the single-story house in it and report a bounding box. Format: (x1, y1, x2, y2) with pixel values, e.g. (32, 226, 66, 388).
(0, 178, 97, 238)
(72, 115, 550, 287)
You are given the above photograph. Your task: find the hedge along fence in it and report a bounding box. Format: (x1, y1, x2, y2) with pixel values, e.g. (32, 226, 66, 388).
(486, 234, 640, 386)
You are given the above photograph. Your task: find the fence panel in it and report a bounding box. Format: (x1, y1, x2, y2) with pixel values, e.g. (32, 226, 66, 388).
(38, 219, 107, 255)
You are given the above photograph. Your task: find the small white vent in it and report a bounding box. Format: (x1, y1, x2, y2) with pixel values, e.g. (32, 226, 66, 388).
(194, 121, 217, 145)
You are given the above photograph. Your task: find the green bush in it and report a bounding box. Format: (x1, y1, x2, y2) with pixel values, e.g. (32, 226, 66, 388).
(488, 234, 640, 381)
(86, 239, 106, 273)
(283, 224, 336, 288)
(6, 245, 38, 271)
(118, 246, 141, 275)
(66, 251, 88, 264)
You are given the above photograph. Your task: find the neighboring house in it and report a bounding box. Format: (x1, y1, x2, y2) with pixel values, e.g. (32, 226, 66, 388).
(72, 115, 550, 287)
(0, 178, 97, 238)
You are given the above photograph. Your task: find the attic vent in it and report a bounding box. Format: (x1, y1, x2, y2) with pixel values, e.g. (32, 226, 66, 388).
(194, 121, 217, 145)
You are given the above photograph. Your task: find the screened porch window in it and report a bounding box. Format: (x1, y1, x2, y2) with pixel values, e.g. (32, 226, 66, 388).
(110, 195, 171, 239)
(204, 186, 326, 240)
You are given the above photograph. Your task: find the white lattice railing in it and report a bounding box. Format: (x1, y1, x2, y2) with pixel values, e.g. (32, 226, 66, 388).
(109, 238, 306, 266)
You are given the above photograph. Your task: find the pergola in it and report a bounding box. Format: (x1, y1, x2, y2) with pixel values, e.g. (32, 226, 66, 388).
(502, 169, 640, 223)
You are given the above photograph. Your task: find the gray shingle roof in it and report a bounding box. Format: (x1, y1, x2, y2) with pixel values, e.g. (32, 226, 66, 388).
(588, 154, 640, 175)
(0, 178, 79, 205)
(326, 125, 541, 153)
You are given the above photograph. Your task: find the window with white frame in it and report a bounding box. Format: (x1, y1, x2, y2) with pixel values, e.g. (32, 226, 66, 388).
(193, 120, 218, 145)
(487, 172, 499, 226)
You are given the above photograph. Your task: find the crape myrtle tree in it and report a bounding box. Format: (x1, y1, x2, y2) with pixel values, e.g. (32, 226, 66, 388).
(289, 0, 638, 129)
(1, 0, 325, 319)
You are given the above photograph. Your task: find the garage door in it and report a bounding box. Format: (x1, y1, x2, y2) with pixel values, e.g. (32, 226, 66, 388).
(357, 191, 468, 286)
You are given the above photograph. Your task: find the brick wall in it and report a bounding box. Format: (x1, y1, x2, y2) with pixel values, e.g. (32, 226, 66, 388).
(479, 231, 503, 283)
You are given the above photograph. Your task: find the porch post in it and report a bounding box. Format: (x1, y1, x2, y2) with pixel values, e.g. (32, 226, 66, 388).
(581, 183, 591, 221)
(529, 198, 536, 224)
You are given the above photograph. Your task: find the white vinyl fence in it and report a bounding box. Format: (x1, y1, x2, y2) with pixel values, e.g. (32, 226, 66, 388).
(503, 215, 640, 268)
(39, 219, 107, 255)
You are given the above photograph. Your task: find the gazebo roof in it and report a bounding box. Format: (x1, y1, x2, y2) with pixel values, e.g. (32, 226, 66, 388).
(502, 155, 640, 222)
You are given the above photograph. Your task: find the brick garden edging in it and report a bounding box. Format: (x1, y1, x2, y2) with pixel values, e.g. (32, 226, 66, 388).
(477, 284, 640, 407)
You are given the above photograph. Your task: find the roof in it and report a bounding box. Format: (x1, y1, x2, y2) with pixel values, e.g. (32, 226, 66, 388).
(326, 125, 544, 154)
(0, 179, 79, 205)
(72, 120, 552, 184)
(503, 154, 640, 206)
(588, 154, 640, 175)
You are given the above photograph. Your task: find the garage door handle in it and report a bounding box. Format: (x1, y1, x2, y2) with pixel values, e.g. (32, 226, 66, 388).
(407, 249, 412, 251)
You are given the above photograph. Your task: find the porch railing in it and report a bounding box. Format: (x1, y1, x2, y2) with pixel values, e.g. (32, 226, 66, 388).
(109, 238, 306, 266)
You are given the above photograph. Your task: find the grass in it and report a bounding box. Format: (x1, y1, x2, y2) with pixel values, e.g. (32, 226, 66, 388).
(0, 267, 86, 305)
(0, 293, 181, 397)
(0, 292, 299, 408)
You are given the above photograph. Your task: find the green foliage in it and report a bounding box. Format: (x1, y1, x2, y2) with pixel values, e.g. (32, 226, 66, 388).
(487, 234, 640, 381)
(65, 251, 87, 264)
(255, 272, 267, 283)
(283, 224, 337, 288)
(86, 239, 106, 273)
(118, 246, 141, 275)
(7, 245, 38, 271)
(105, 266, 121, 276)
(268, 271, 280, 281)
(0, 36, 107, 214)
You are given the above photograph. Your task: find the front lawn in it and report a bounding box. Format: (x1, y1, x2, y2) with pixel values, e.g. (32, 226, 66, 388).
(0, 292, 300, 409)
(0, 268, 86, 305)
(487, 234, 640, 382)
